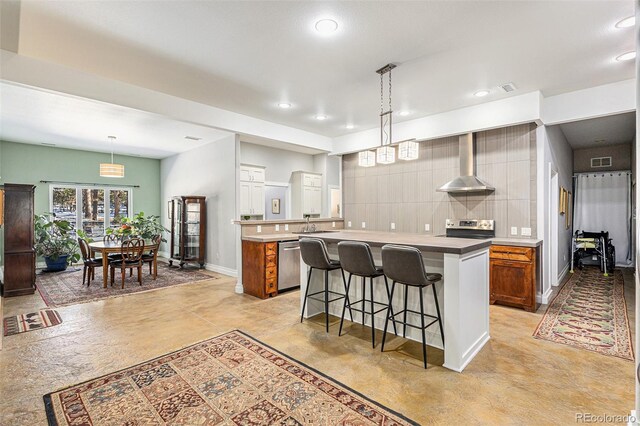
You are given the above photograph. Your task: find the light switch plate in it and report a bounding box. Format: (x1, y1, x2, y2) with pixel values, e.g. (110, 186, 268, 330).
(361, 222, 366, 229)
(424, 224, 430, 232)
(390, 222, 396, 230)
(285, 224, 289, 231)
(275, 224, 280, 231)
(521, 227, 531, 237)
(510, 226, 518, 236)
(348, 221, 352, 228)
(257, 225, 262, 233)
(332, 221, 336, 228)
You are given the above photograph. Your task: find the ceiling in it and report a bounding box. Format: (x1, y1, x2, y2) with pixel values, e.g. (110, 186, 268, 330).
(0, 82, 232, 158)
(9, 0, 635, 140)
(558, 112, 635, 149)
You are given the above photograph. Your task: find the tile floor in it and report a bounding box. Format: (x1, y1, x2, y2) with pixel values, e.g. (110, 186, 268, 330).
(0, 267, 635, 425)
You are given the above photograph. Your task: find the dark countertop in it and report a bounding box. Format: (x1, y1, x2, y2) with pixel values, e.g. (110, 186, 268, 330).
(305, 230, 491, 255)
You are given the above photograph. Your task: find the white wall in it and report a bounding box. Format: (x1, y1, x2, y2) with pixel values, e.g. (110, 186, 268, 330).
(538, 125, 574, 300)
(240, 142, 315, 183)
(160, 135, 237, 274)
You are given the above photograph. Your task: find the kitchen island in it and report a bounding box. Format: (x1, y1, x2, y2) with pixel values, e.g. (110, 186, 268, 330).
(299, 230, 491, 372)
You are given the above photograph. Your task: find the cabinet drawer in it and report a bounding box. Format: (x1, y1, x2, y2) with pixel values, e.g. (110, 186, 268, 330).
(490, 245, 533, 262)
(265, 254, 277, 268)
(266, 277, 277, 293)
(265, 266, 277, 280)
(265, 243, 277, 256)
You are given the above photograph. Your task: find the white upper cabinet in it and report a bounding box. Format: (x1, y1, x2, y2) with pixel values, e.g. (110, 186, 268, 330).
(240, 165, 265, 183)
(240, 165, 266, 216)
(291, 171, 323, 218)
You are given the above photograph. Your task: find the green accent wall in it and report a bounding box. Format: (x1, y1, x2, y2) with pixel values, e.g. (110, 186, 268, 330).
(0, 140, 161, 265)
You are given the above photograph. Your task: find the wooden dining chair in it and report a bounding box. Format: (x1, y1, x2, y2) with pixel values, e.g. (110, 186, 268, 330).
(109, 238, 145, 289)
(142, 234, 162, 280)
(78, 238, 103, 286)
(103, 234, 122, 262)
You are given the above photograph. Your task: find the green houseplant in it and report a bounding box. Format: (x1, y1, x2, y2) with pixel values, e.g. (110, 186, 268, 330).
(34, 213, 80, 271)
(106, 211, 167, 242)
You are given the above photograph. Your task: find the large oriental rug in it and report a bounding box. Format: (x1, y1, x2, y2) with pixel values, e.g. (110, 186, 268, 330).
(37, 263, 215, 307)
(44, 330, 417, 426)
(533, 267, 634, 361)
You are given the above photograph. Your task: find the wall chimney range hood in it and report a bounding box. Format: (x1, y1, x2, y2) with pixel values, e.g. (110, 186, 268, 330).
(437, 133, 495, 193)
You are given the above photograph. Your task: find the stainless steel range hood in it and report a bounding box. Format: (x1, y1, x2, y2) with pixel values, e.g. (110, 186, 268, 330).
(437, 133, 495, 193)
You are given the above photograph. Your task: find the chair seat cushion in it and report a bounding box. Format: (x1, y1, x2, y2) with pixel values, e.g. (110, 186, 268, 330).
(85, 259, 103, 266)
(426, 273, 443, 282)
(141, 254, 154, 260)
(110, 260, 141, 267)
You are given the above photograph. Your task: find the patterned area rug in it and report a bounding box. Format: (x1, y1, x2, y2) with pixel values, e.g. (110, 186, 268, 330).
(533, 267, 634, 361)
(3, 309, 62, 336)
(37, 263, 216, 307)
(44, 330, 417, 426)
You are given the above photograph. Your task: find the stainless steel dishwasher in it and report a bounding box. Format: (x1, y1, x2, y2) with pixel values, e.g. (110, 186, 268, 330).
(278, 241, 300, 291)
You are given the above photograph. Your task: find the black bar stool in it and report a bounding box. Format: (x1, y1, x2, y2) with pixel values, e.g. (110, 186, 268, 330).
(380, 244, 444, 369)
(299, 237, 352, 333)
(337, 241, 397, 348)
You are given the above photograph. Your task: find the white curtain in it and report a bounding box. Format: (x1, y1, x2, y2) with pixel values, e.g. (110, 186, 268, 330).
(573, 171, 632, 266)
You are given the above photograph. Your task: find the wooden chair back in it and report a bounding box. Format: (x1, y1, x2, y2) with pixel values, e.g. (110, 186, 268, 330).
(120, 238, 144, 263)
(78, 238, 90, 262)
(104, 234, 118, 244)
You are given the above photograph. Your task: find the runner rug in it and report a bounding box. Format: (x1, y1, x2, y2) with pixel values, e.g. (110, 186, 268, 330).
(37, 263, 215, 307)
(44, 330, 417, 426)
(533, 267, 634, 361)
(3, 309, 62, 336)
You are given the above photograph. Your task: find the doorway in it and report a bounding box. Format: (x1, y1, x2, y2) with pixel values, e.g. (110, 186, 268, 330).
(549, 167, 559, 286)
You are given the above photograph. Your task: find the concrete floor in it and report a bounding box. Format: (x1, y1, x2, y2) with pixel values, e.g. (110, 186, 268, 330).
(0, 268, 635, 425)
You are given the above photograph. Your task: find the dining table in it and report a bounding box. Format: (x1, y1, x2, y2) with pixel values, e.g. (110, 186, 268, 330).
(88, 240, 159, 288)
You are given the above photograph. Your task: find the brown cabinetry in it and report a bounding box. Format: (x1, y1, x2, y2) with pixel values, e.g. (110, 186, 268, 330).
(242, 240, 278, 299)
(2, 184, 36, 297)
(489, 245, 537, 312)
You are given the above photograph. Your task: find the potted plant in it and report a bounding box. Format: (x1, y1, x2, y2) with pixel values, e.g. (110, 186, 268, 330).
(106, 211, 168, 242)
(34, 213, 80, 272)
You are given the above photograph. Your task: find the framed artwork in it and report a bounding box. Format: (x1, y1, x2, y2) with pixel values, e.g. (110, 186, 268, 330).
(271, 198, 280, 215)
(559, 187, 567, 215)
(566, 192, 572, 229)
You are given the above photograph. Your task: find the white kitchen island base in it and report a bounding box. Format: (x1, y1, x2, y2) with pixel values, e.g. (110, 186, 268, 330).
(298, 230, 491, 373)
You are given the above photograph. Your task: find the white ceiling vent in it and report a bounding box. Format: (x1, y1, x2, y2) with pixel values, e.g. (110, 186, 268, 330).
(591, 156, 612, 168)
(499, 82, 517, 93)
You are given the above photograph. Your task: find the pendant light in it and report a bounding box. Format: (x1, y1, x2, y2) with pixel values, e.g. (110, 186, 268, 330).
(398, 140, 419, 161)
(99, 136, 125, 178)
(376, 64, 396, 165)
(358, 150, 376, 167)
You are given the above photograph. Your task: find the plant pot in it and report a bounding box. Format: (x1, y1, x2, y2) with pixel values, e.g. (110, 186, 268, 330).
(44, 255, 69, 272)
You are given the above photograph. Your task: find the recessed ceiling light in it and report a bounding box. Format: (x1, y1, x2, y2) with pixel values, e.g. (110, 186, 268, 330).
(345, 124, 355, 129)
(315, 19, 338, 34)
(474, 90, 490, 97)
(278, 102, 291, 109)
(615, 16, 635, 28)
(398, 111, 410, 116)
(315, 115, 327, 121)
(616, 51, 636, 61)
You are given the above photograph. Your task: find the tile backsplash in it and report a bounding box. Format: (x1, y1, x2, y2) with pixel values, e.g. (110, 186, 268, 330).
(342, 123, 537, 238)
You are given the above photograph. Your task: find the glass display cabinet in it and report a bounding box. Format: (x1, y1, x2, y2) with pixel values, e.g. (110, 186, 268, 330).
(169, 195, 206, 268)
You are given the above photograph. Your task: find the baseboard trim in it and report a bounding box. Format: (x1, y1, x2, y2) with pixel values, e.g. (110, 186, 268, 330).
(157, 251, 237, 277)
(537, 287, 553, 304)
(204, 263, 237, 278)
(557, 263, 570, 286)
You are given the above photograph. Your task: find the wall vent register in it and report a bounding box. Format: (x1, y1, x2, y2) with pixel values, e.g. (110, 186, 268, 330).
(590, 156, 612, 168)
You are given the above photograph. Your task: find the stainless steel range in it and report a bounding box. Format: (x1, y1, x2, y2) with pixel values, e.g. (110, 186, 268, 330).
(444, 219, 495, 239)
